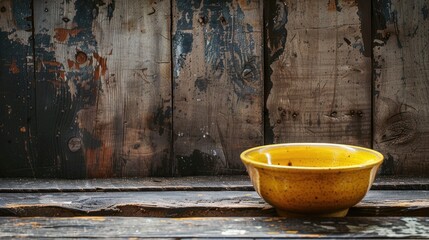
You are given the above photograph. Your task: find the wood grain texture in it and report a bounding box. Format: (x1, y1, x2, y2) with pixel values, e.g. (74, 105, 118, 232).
(264, 0, 372, 146)
(172, 0, 263, 175)
(373, 0, 429, 176)
(0, 217, 428, 239)
(0, 0, 36, 177)
(0, 190, 428, 217)
(32, 0, 171, 178)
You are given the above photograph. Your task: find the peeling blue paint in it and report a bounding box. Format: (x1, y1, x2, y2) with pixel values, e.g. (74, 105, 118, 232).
(174, 1, 261, 99)
(70, 0, 99, 51)
(11, 0, 32, 30)
(173, 32, 193, 79)
(202, 1, 260, 99)
(176, 0, 202, 30)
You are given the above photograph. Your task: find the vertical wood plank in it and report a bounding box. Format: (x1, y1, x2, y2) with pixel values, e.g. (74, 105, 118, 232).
(373, 0, 429, 176)
(172, 0, 263, 175)
(0, 0, 36, 177)
(33, 0, 171, 178)
(265, 0, 372, 146)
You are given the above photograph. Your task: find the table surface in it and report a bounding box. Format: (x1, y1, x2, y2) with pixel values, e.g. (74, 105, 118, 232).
(0, 176, 428, 239)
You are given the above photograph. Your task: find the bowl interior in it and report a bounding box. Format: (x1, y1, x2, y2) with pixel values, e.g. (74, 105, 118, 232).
(242, 143, 383, 169)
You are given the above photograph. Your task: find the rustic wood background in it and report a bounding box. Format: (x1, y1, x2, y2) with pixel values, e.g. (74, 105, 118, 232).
(0, 0, 428, 178)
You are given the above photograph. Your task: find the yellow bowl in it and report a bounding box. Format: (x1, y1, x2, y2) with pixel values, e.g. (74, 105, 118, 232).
(240, 143, 384, 217)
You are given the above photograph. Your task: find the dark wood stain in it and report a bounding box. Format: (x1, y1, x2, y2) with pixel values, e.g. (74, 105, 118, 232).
(357, 0, 371, 57)
(0, 0, 37, 177)
(264, 0, 288, 144)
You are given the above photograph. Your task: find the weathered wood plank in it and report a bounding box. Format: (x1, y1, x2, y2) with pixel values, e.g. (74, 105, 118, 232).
(0, 0, 36, 177)
(0, 176, 253, 192)
(0, 217, 428, 238)
(264, 0, 372, 146)
(373, 0, 429, 176)
(33, 0, 172, 178)
(0, 190, 427, 217)
(0, 176, 428, 192)
(172, 0, 264, 175)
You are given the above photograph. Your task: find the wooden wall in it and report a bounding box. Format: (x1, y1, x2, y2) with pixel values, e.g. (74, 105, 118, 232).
(0, 0, 428, 178)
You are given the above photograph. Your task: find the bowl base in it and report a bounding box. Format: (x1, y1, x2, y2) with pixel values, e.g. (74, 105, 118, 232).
(276, 208, 349, 217)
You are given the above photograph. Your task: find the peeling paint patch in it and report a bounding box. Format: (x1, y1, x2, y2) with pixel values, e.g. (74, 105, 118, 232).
(173, 32, 193, 78)
(327, 0, 342, 12)
(9, 59, 20, 74)
(200, 2, 260, 99)
(176, 0, 202, 30)
(93, 52, 108, 80)
(54, 28, 82, 42)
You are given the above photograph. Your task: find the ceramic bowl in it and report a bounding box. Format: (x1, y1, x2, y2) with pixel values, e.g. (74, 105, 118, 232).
(240, 143, 384, 217)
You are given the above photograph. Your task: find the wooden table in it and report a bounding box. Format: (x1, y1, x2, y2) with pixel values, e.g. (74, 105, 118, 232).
(0, 176, 428, 239)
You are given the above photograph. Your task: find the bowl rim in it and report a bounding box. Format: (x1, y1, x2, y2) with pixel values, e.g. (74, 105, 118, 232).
(240, 143, 384, 172)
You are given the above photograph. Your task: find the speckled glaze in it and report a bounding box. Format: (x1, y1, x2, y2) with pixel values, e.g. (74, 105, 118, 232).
(240, 143, 384, 217)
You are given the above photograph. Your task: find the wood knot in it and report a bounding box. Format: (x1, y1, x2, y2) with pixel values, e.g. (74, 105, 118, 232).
(379, 112, 417, 145)
(0, 6, 6, 12)
(68, 137, 82, 152)
(75, 51, 88, 64)
(241, 68, 252, 78)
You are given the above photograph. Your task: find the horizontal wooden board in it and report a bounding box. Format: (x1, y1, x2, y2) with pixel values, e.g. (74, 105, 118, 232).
(0, 217, 428, 239)
(0, 176, 428, 192)
(0, 176, 253, 192)
(0, 190, 428, 217)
